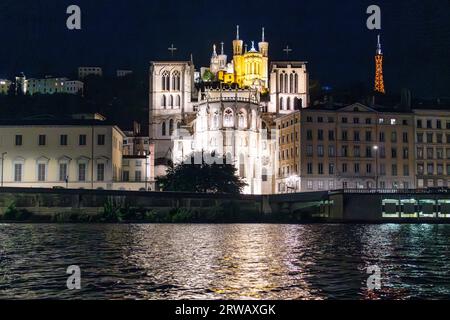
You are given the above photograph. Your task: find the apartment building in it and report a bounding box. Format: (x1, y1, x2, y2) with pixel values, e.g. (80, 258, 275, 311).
(414, 109, 450, 188)
(0, 116, 124, 190)
(78, 67, 103, 79)
(26, 77, 84, 95)
(276, 103, 415, 193)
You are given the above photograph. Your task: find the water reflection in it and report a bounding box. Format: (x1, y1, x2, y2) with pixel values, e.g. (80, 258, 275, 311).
(0, 224, 449, 299)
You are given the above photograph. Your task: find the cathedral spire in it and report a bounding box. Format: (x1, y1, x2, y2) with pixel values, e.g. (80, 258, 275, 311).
(236, 25, 240, 40)
(212, 44, 217, 57)
(221, 42, 224, 55)
(262, 27, 265, 42)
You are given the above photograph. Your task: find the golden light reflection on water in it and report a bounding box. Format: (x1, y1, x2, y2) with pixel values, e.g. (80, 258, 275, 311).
(1, 224, 449, 299)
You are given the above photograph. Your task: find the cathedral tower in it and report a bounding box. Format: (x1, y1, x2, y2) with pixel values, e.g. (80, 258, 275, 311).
(374, 34, 385, 94)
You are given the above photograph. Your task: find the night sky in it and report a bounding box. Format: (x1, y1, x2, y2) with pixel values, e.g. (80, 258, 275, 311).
(0, 0, 449, 98)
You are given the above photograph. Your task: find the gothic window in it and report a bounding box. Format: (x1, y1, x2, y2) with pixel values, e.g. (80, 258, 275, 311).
(294, 73, 298, 93)
(280, 97, 284, 110)
(224, 109, 234, 127)
(289, 73, 294, 93)
(238, 112, 246, 129)
(280, 73, 284, 93)
(287, 97, 291, 110)
(161, 95, 166, 108)
(169, 119, 174, 135)
(239, 154, 246, 178)
(162, 122, 166, 136)
(213, 113, 219, 129)
(169, 95, 174, 107)
(162, 70, 170, 91)
(284, 73, 288, 93)
(176, 95, 181, 107)
(172, 71, 181, 91)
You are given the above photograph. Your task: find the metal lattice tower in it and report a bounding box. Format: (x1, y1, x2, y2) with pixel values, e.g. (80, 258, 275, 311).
(374, 35, 385, 94)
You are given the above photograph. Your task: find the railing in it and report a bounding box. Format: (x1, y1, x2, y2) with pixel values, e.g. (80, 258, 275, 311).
(341, 188, 450, 194)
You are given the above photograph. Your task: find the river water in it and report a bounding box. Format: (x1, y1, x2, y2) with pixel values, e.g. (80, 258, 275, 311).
(0, 223, 449, 300)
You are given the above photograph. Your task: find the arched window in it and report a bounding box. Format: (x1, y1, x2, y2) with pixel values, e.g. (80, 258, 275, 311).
(239, 154, 245, 178)
(162, 122, 166, 136)
(162, 70, 170, 91)
(161, 95, 166, 108)
(294, 73, 298, 93)
(169, 95, 173, 107)
(169, 119, 174, 135)
(289, 73, 294, 93)
(280, 97, 284, 110)
(284, 73, 288, 93)
(176, 95, 181, 107)
(238, 112, 246, 129)
(280, 73, 284, 93)
(287, 97, 291, 110)
(172, 71, 180, 91)
(224, 109, 234, 127)
(213, 114, 219, 129)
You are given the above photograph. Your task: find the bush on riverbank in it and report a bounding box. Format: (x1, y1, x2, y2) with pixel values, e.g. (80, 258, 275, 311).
(2, 201, 33, 221)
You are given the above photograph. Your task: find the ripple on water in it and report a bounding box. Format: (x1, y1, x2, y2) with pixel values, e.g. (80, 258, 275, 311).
(0, 223, 449, 299)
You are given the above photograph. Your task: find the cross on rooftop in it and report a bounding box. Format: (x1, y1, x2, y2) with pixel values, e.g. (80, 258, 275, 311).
(168, 44, 178, 57)
(283, 45, 293, 58)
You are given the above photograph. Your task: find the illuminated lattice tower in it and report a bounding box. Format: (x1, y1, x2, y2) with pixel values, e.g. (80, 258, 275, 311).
(374, 34, 385, 94)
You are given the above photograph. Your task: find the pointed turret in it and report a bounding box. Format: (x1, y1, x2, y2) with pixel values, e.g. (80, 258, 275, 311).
(258, 27, 269, 57)
(232, 25, 243, 56)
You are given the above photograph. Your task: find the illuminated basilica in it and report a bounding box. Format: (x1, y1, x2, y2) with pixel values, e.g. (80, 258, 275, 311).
(149, 26, 309, 194)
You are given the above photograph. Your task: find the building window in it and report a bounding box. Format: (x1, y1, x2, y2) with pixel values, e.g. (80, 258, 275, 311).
(417, 147, 424, 159)
(307, 163, 313, 174)
(427, 133, 433, 143)
(38, 163, 46, 181)
(403, 165, 410, 176)
(317, 145, 324, 157)
(391, 132, 397, 143)
(318, 163, 324, 175)
(97, 134, 105, 145)
(328, 145, 335, 157)
(391, 148, 397, 159)
(342, 130, 348, 141)
(417, 133, 423, 143)
(306, 130, 313, 141)
(366, 163, 372, 174)
(379, 132, 385, 142)
(15, 135, 23, 146)
(354, 163, 360, 174)
(342, 163, 348, 173)
(402, 132, 408, 143)
(328, 130, 335, 141)
(365, 131, 372, 142)
(59, 163, 68, 181)
(392, 164, 398, 176)
(97, 163, 105, 181)
(78, 163, 86, 181)
(14, 164, 22, 182)
(38, 135, 46, 146)
(135, 170, 142, 182)
(162, 122, 166, 136)
(329, 163, 335, 175)
(60, 135, 68, 146)
(79, 134, 87, 146)
(318, 130, 324, 141)
(307, 180, 313, 190)
(123, 171, 129, 181)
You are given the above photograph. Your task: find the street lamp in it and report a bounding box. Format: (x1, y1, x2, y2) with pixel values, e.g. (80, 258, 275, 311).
(1, 152, 7, 187)
(373, 145, 379, 192)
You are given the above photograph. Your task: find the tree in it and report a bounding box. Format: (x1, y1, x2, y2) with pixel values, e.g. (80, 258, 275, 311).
(156, 153, 247, 194)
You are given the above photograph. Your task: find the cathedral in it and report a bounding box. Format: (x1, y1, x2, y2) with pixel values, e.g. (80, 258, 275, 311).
(149, 26, 309, 194)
